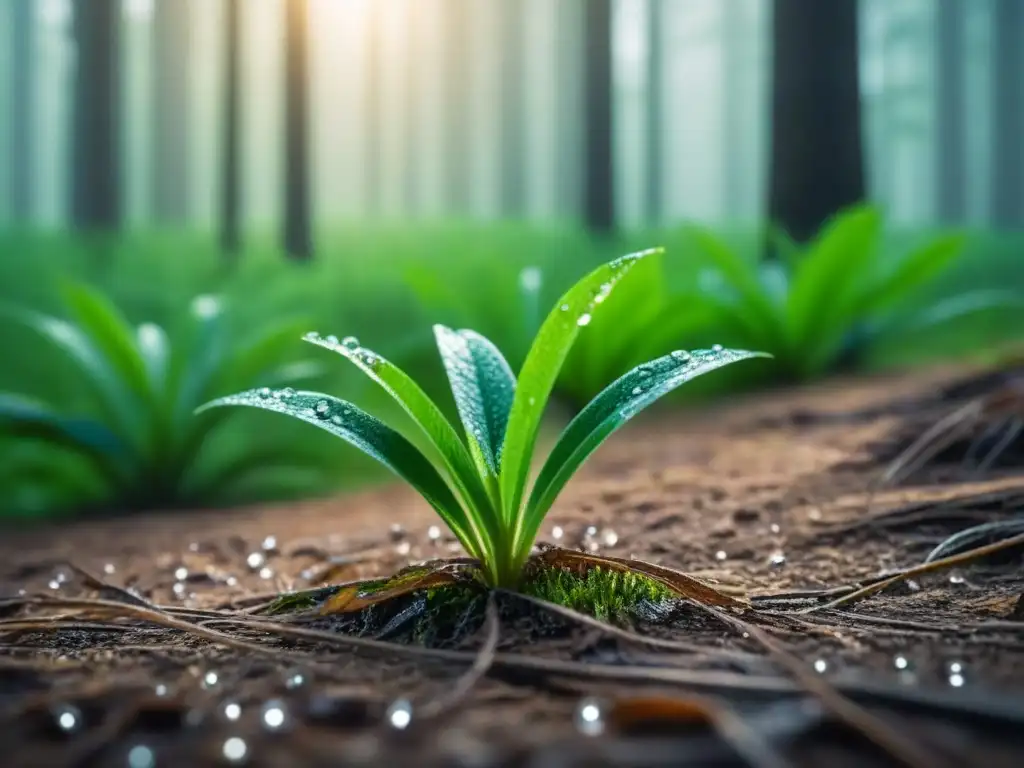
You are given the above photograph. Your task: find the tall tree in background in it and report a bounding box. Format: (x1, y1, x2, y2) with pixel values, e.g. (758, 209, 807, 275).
(71, 0, 121, 230)
(721, 0, 746, 219)
(442, 0, 472, 214)
(767, 0, 864, 242)
(284, 0, 313, 259)
(934, 0, 965, 221)
(10, 0, 34, 221)
(645, 0, 663, 226)
(152, 0, 191, 222)
(221, 0, 242, 256)
(364, 0, 384, 216)
(991, 0, 1023, 227)
(583, 0, 615, 232)
(498, 0, 527, 217)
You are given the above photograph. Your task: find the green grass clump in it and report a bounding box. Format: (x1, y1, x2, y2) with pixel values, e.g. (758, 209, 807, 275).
(522, 566, 674, 622)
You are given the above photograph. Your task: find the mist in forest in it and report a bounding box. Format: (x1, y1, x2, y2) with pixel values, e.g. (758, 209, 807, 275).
(0, 0, 1020, 246)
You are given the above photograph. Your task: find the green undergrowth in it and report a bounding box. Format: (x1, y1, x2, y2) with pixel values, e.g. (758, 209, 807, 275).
(265, 566, 677, 645)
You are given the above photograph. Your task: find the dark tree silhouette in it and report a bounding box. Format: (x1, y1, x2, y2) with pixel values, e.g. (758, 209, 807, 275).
(498, 0, 527, 217)
(583, 0, 615, 231)
(645, 0, 663, 226)
(991, 0, 1023, 227)
(10, 0, 34, 220)
(71, 0, 121, 230)
(152, 0, 191, 222)
(934, 0, 965, 221)
(767, 0, 864, 242)
(283, 0, 313, 259)
(221, 0, 241, 256)
(442, 0, 472, 214)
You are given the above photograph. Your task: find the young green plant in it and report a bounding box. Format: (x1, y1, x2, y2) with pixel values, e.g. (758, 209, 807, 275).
(199, 249, 769, 596)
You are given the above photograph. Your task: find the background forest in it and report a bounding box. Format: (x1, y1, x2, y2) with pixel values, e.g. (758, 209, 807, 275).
(0, 0, 1021, 520)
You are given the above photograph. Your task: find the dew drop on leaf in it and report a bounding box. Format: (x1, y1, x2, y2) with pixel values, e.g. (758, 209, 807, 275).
(314, 400, 330, 418)
(257, 387, 272, 399)
(560, 303, 570, 312)
(631, 386, 642, 396)
(577, 313, 592, 327)
(325, 334, 339, 344)
(712, 343, 723, 352)
(671, 350, 690, 362)
(341, 336, 360, 350)
(303, 331, 320, 341)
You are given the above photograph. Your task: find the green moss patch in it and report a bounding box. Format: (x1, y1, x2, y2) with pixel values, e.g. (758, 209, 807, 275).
(521, 566, 675, 622)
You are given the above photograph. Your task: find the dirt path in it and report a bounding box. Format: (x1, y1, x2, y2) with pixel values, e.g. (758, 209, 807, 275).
(2, 362, 1022, 767)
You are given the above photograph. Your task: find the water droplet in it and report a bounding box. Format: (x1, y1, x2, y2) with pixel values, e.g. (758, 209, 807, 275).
(585, 525, 598, 536)
(127, 744, 156, 768)
(395, 541, 411, 556)
(174, 566, 189, 581)
(527, 396, 536, 406)
(769, 551, 787, 567)
(257, 386, 272, 399)
(427, 525, 441, 542)
(303, 331, 320, 341)
(769, 523, 781, 534)
(222, 737, 248, 763)
(285, 671, 306, 689)
(711, 344, 724, 352)
(247, 552, 265, 570)
(53, 703, 81, 732)
(551, 525, 564, 540)
(947, 661, 963, 675)
(386, 699, 413, 730)
(593, 284, 611, 303)
(280, 387, 296, 397)
(559, 303, 570, 312)
(577, 313, 592, 327)
(949, 672, 965, 688)
(48, 579, 61, 590)
(314, 400, 330, 419)
(631, 386, 643, 396)
(331, 414, 343, 425)
(906, 579, 921, 592)
(172, 582, 186, 598)
(201, 671, 219, 690)
(893, 655, 910, 670)
(574, 697, 605, 736)
(262, 535, 277, 551)
(341, 336, 360, 350)
(223, 702, 242, 721)
(259, 566, 275, 581)
(715, 550, 727, 561)
(670, 350, 690, 362)
(813, 659, 828, 673)
(601, 529, 618, 547)
(948, 571, 966, 585)
(226, 576, 238, 587)
(154, 684, 169, 697)
(261, 699, 288, 731)
(103, 562, 115, 575)
(325, 334, 339, 344)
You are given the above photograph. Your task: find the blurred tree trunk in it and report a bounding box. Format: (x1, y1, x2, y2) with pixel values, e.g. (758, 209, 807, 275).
(645, 0, 663, 226)
(283, 0, 313, 259)
(583, 0, 615, 232)
(934, 0, 965, 221)
(364, 0, 383, 216)
(71, 0, 121, 230)
(498, 0, 526, 217)
(991, 0, 1023, 227)
(10, 0, 34, 220)
(220, 0, 241, 256)
(442, 0, 471, 214)
(721, 0, 744, 219)
(402, 0, 420, 216)
(767, 0, 864, 243)
(152, 0, 191, 223)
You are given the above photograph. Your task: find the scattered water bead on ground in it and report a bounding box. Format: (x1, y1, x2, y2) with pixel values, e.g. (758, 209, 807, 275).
(285, 671, 306, 690)
(769, 551, 787, 567)
(201, 671, 220, 690)
(427, 525, 441, 542)
(188, 541, 200, 553)
(48, 579, 62, 590)
(948, 571, 967, 586)
(261, 700, 288, 731)
(715, 550, 728, 561)
(246, 552, 265, 570)
(813, 659, 828, 673)
(53, 704, 82, 733)
(769, 523, 781, 534)
(262, 535, 278, 551)
(172, 582, 186, 598)
(222, 737, 248, 763)
(259, 567, 275, 581)
(226, 576, 238, 587)
(574, 697, 606, 737)
(154, 684, 169, 697)
(126, 744, 156, 768)
(395, 541, 412, 556)
(223, 702, 242, 722)
(601, 529, 619, 547)
(906, 579, 921, 592)
(103, 563, 116, 575)
(551, 525, 564, 541)
(386, 699, 413, 730)
(174, 566, 188, 581)
(949, 672, 965, 687)
(893, 655, 910, 671)
(586, 525, 598, 537)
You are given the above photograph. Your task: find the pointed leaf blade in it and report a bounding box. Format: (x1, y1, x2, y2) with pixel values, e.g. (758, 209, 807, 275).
(518, 347, 769, 562)
(434, 325, 516, 477)
(500, 248, 662, 526)
(197, 388, 487, 561)
(857, 233, 966, 317)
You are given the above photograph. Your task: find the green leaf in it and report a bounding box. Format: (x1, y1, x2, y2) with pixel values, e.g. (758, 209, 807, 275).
(301, 333, 500, 557)
(499, 248, 660, 528)
(890, 289, 1024, 334)
(136, 322, 170, 395)
(857, 233, 967, 317)
(198, 388, 490, 567)
(786, 205, 881, 356)
(59, 281, 153, 406)
(517, 347, 768, 563)
(433, 325, 516, 478)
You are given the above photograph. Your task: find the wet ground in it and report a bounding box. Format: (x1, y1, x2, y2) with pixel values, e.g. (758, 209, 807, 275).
(1, 361, 1023, 767)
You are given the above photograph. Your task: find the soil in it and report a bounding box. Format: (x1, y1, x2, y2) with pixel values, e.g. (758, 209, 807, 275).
(2, 361, 1023, 768)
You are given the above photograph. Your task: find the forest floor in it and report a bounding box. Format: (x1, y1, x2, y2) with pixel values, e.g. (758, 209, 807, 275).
(2, 361, 1023, 768)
